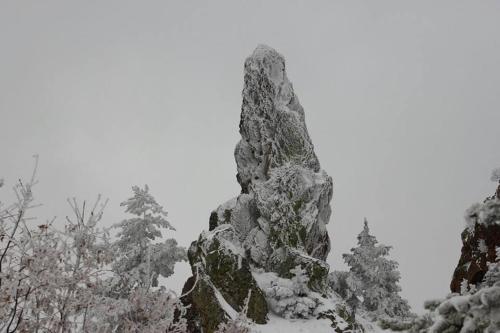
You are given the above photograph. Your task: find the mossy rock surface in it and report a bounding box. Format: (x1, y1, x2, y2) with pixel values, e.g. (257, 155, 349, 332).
(182, 45, 337, 331)
(270, 248, 330, 293)
(204, 238, 268, 323)
(181, 275, 226, 333)
(183, 226, 268, 331)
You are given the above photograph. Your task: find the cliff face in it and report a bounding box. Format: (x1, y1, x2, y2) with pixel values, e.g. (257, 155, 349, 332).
(181, 45, 335, 332)
(450, 183, 500, 293)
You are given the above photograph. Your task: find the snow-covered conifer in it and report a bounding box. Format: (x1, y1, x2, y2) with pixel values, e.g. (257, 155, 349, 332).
(342, 219, 411, 319)
(110, 185, 186, 295)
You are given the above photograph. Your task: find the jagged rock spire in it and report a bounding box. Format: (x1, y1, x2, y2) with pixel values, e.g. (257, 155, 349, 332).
(235, 44, 320, 193)
(182, 45, 334, 332)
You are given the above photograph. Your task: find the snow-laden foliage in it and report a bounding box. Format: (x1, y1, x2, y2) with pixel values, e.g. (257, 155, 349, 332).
(391, 274, 500, 332)
(0, 157, 115, 332)
(110, 185, 187, 295)
(465, 199, 500, 229)
(490, 167, 500, 183)
(417, 250, 500, 332)
(0, 160, 187, 332)
(87, 287, 187, 332)
(464, 168, 500, 228)
(483, 247, 500, 287)
(384, 178, 500, 333)
(333, 219, 412, 321)
(254, 267, 321, 319)
(329, 270, 359, 311)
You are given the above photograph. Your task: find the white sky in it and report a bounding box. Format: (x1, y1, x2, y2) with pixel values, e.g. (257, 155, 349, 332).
(1, 1, 500, 312)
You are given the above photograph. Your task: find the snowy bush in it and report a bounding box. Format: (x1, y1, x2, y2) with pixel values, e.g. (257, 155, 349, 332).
(395, 197, 500, 332)
(424, 284, 500, 333)
(88, 287, 187, 332)
(0, 157, 116, 331)
(464, 203, 482, 229)
(463, 169, 500, 229)
(255, 266, 321, 319)
(0, 159, 187, 332)
(464, 198, 500, 228)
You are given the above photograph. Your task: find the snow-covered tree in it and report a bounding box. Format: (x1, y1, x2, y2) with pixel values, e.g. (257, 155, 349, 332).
(88, 287, 187, 332)
(110, 185, 187, 295)
(0, 156, 116, 332)
(341, 219, 411, 319)
(329, 270, 360, 312)
(1, 159, 188, 332)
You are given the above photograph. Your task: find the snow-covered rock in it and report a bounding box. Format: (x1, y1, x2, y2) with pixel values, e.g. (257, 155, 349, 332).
(450, 179, 500, 293)
(384, 177, 500, 333)
(182, 225, 268, 332)
(181, 45, 337, 332)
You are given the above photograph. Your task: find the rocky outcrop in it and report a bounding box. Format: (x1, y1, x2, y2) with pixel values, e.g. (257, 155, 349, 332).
(450, 182, 500, 293)
(181, 45, 334, 332)
(181, 226, 268, 332)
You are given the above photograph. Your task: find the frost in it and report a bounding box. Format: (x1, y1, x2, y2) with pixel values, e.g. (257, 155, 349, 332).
(213, 285, 239, 320)
(183, 45, 335, 328)
(490, 167, 500, 182)
(464, 198, 500, 228)
(478, 239, 488, 254)
(253, 268, 321, 319)
(0, 159, 188, 332)
(334, 219, 412, 320)
(483, 248, 500, 287)
(110, 185, 186, 294)
(465, 203, 481, 228)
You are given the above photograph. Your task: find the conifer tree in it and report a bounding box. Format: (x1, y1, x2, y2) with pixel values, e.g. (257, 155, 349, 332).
(342, 219, 411, 319)
(110, 185, 187, 296)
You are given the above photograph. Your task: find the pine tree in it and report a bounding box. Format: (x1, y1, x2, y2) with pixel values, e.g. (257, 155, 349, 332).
(110, 185, 187, 295)
(342, 218, 411, 319)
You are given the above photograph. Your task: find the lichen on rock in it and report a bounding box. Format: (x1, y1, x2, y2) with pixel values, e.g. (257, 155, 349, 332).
(181, 45, 336, 332)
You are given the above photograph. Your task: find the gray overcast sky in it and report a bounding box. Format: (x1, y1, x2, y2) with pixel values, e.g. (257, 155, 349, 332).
(1, 0, 500, 312)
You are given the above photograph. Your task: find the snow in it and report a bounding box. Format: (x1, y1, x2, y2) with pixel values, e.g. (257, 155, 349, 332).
(253, 313, 340, 333)
(251, 307, 393, 333)
(212, 284, 239, 320)
(158, 260, 192, 295)
(478, 239, 488, 254)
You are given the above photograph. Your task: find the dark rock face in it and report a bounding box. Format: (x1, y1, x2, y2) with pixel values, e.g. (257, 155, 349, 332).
(182, 226, 268, 333)
(450, 184, 500, 293)
(181, 45, 334, 332)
